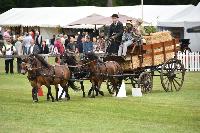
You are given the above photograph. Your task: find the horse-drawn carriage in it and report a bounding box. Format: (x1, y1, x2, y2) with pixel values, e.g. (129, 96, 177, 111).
(21, 31, 186, 102)
(104, 32, 186, 93)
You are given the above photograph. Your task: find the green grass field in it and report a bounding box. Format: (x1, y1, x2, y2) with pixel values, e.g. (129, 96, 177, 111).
(0, 58, 199, 133)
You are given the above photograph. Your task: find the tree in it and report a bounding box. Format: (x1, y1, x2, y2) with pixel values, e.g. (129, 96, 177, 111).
(0, 0, 199, 14)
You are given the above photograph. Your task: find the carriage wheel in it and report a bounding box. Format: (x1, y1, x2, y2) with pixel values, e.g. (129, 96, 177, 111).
(160, 58, 185, 92)
(138, 72, 153, 93)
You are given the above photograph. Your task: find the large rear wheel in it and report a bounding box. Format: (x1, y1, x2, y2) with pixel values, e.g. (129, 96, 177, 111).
(160, 58, 185, 92)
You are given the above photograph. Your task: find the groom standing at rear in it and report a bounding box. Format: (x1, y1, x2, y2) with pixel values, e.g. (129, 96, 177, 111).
(107, 14, 124, 55)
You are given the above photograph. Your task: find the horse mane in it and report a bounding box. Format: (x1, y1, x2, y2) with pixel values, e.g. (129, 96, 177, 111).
(86, 52, 102, 62)
(33, 54, 51, 68)
(61, 53, 77, 66)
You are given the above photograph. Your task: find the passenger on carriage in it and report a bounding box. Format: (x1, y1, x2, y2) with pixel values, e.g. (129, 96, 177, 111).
(118, 20, 134, 57)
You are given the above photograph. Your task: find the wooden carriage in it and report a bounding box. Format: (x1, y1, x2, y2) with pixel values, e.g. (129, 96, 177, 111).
(121, 39, 179, 71)
(104, 32, 185, 93)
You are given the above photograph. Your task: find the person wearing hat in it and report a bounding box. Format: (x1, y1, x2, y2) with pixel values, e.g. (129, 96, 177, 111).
(15, 36, 24, 73)
(118, 20, 134, 57)
(133, 18, 146, 36)
(2, 33, 16, 74)
(107, 14, 124, 55)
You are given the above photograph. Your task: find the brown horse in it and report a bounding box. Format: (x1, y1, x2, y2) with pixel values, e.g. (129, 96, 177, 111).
(21, 54, 79, 102)
(83, 52, 122, 98)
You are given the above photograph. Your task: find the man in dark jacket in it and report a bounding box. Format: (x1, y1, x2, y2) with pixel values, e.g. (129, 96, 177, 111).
(28, 39, 41, 55)
(107, 14, 124, 55)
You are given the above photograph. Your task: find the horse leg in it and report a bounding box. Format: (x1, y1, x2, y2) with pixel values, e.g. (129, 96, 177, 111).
(90, 82, 95, 98)
(32, 87, 38, 102)
(95, 85, 99, 96)
(61, 84, 70, 101)
(98, 81, 104, 96)
(55, 85, 59, 101)
(44, 85, 50, 101)
(114, 79, 122, 96)
(88, 87, 92, 96)
(57, 84, 65, 100)
(80, 81, 85, 97)
(47, 86, 54, 102)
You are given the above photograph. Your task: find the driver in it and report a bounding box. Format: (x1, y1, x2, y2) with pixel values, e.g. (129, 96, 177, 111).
(107, 14, 123, 55)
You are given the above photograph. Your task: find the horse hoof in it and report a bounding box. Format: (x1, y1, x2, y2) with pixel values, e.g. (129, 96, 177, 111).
(99, 91, 104, 96)
(90, 95, 95, 98)
(52, 99, 55, 102)
(33, 100, 38, 103)
(108, 91, 114, 94)
(67, 97, 70, 101)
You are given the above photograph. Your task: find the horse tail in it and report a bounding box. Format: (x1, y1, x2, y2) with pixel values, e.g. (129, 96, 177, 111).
(68, 80, 79, 91)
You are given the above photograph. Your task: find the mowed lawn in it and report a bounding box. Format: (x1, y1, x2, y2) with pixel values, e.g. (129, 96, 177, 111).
(0, 58, 199, 133)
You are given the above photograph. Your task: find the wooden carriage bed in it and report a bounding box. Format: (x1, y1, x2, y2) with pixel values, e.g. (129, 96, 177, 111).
(104, 39, 179, 72)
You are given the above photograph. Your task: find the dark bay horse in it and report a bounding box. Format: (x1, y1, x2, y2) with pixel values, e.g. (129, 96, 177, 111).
(60, 53, 86, 97)
(21, 54, 79, 102)
(84, 52, 123, 98)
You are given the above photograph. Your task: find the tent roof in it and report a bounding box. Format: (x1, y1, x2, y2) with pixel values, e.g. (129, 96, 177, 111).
(0, 5, 194, 27)
(91, 14, 138, 25)
(158, 2, 200, 27)
(67, 13, 106, 26)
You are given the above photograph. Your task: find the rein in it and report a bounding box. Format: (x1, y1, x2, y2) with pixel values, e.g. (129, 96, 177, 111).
(67, 60, 97, 68)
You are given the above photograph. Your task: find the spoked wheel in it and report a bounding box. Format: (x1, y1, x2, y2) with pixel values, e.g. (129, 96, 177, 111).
(138, 72, 153, 93)
(160, 58, 185, 92)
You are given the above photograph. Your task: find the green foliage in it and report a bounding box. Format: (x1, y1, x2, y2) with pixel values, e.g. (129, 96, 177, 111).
(144, 26, 157, 35)
(0, 0, 199, 13)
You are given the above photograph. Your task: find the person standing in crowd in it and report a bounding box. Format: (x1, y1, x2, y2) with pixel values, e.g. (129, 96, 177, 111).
(28, 39, 40, 55)
(3, 29, 11, 37)
(92, 37, 99, 52)
(49, 35, 55, 54)
(97, 32, 106, 52)
(107, 14, 123, 55)
(35, 31, 42, 46)
(15, 36, 24, 73)
(66, 36, 78, 54)
(75, 36, 84, 61)
(0, 30, 4, 55)
(83, 36, 93, 54)
(22, 32, 32, 55)
(2, 34, 16, 74)
(64, 35, 69, 48)
(50, 35, 56, 45)
(54, 36, 65, 55)
(30, 29, 35, 39)
(60, 34, 65, 48)
(40, 40, 49, 54)
(77, 31, 83, 45)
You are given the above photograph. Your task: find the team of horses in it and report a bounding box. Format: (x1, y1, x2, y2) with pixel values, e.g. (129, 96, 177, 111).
(21, 53, 123, 102)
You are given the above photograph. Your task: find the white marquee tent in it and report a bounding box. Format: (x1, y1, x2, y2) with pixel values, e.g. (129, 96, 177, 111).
(158, 3, 200, 52)
(0, 5, 194, 39)
(0, 5, 193, 27)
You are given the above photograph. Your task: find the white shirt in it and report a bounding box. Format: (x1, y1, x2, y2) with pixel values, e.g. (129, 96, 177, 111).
(30, 45, 34, 54)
